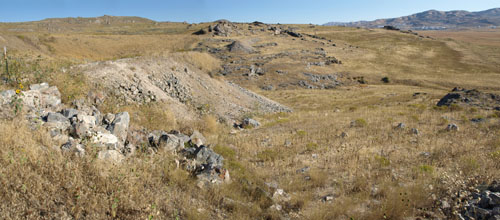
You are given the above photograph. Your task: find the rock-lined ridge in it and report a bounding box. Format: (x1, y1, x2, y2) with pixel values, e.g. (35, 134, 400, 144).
(0, 83, 230, 186)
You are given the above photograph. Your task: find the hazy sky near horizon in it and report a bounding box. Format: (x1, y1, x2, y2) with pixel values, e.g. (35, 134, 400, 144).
(0, 0, 498, 24)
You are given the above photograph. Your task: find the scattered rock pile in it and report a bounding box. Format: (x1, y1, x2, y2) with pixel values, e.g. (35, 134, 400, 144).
(0, 83, 230, 186)
(437, 87, 500, 110)
(79, 57, 292, 123)
(209, 20, 238, 37)
(298, 72, 343, 89)
(460, 181, 500, 220)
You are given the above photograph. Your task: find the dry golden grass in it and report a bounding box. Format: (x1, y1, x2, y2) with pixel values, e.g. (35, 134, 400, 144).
(171, 52, 222, 76)
(0, 20, 500, 219)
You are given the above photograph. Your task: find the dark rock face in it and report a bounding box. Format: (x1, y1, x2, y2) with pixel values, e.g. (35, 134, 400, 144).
(181, 145, 228, 185)
(284, 30, 302, 38)
(192, 29, 207, 35)
(383, 25, 400, 31)
(460, 181, 500, 220)
(437, 87, 500, 110)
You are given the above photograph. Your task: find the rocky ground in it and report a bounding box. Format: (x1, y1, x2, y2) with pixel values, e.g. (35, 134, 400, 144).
(0, 83, 236, 187)
(77, 57, 291, 125)
(0, 17, 499, 219)
(192, 20, 362, 91)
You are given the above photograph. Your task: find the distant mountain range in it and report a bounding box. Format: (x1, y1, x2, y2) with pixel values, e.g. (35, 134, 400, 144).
(324, 8, 500, 30)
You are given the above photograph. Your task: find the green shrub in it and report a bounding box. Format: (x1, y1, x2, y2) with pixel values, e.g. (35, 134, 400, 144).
(381, 76, 390, 83)
(375, 155, 391, 167)
(256, 149, 278, 162)
(353, 118, 367, 127)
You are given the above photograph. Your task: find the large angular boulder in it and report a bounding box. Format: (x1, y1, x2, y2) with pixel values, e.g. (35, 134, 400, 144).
(182, 145, 227, 186)
(91, 132, 119, 149)
(44, 112, 72, 137)
(437, 87, 500, 110)
(61, 138, 85, 157)
(148, 130, 184, 152)
(61, 108, 79, 119)
(72, 113, 97, 138)
(107, 112, 130, 146)
(22, 84, 62, 112)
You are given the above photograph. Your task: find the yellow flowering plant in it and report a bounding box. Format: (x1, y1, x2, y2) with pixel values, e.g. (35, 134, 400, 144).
(11, 83, 24, 115)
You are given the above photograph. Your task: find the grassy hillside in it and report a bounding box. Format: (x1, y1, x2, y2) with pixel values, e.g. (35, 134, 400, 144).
(0, 18, 499, 219)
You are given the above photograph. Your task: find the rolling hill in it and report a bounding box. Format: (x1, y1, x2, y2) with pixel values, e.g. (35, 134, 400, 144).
(324, 8, 500, 30)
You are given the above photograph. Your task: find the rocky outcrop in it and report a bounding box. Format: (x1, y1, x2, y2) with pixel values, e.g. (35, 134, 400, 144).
(460, 181, 500, 220)
(209, 20, 238, 37)
(437, 87, 500, 110)
(78, 57, 292, 124)
(0, 83, 230, 186)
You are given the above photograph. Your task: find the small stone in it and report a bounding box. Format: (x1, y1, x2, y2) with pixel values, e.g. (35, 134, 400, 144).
(322, 195, 335, 202)
(411, 128, 420, 135)
(340, 132, 348, 138)
(270, 204, 282, 211)
(29, 82, 49, 91)
(446, 123, 459, 131)
(61, 108, 79, 119)
(395, 122, 406, 129)
(242, 118, 260, 128)
(296, 166, 310, 174)
(284, 140, 292, 147)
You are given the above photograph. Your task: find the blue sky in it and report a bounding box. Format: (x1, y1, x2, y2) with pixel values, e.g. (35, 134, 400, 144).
(0, 0, 498, 24)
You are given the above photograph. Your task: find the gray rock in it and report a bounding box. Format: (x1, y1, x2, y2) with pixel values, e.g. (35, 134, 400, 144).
(45, 112, 71, 136)
(157, 133, 183, 152)
(22, 86, 62, 112)
(489, 181, 500, 192)
(72, 113, 97, 138)
(411, 128, 420, 135)
(322, 194, 335, 202)
(490, 192, 500, 204)
(242, 118, 260, 128)
(47, 112, 69, 124)
(61, 108, 79, 119)
(173, 132, 191, 147)
(103, 113, 115, 125)
(261, 85, 274, 91)
(396, 122, 406, 129)
(29, 82, 50, 91)
(341, 132, 348, 138)
(61, 138, 85, 157)
(107, 112, 130, 146)
(195, 146, 224, 169)
(91, 132, 119, 149)
(273, 188, 291, 202)
(296, 166, 310, 174)
(190, 130, 206, 147)
(447, 123, 459, 131)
